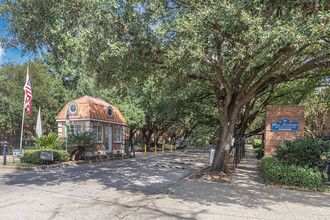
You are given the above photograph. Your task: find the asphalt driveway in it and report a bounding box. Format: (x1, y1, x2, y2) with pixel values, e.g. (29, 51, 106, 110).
(0, 151, 208, 219)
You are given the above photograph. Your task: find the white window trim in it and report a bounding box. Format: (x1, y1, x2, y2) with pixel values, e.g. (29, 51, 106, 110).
(69, 102, 78, 115)
(93, 124, 103, 143)
(69, 124, 83, 135)
(114, 126, 122, 143)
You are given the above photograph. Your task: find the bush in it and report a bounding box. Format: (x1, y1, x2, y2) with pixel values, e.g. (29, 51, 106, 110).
(275, 136, 330, 171)
(260, 157, 323, 189)
(255, 147, 263, 160)
(252, 139, 263, 159)
(252, 139, 262, 148)
(34, 132, 64, 150)
(21, 149, 70, 164)
(68, 132, 96, 161)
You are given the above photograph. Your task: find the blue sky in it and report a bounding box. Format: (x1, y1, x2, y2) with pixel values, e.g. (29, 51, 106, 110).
(0, 17, 36, 65)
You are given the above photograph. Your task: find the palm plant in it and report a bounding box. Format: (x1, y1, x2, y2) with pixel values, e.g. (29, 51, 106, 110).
(68, 131, 96, 161)
(34, 132, 63, 150)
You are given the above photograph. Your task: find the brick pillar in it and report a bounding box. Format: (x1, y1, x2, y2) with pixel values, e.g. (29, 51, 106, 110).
(264, 106, 304, 156)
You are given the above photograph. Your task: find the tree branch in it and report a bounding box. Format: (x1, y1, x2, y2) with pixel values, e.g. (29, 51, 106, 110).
(213, 22, 248, 47)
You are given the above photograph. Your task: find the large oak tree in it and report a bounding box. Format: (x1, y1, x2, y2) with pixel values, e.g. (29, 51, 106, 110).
(1, 0, 329, 171)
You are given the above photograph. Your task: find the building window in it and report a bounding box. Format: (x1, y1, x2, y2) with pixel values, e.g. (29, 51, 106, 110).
(114, 127, 122, 143)
(69, 102, 78, 115)
(58, 122, 62, 137)
(107, 106, 113, 118)
(69, 124, 83, 135)
(93, 124, 103, 143)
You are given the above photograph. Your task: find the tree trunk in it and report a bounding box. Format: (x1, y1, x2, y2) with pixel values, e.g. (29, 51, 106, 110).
(211, 124, 235, 172)
(211, 104, 239, 172)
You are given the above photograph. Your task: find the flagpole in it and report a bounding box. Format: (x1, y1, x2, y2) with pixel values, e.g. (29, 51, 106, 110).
(66, 122, 68, 152)
(19, 98, 26, 150)
(20, 66, 29, 150)
(66, 107, 69, 152)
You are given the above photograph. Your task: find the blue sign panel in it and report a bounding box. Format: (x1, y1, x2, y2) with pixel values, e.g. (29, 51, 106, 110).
(13, 149, 24, 158)
(40, 151, 54, 161)
(271, 119, 299, 131)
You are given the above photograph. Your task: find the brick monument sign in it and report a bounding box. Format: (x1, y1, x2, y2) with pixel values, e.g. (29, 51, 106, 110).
(264, 106, 305, 156)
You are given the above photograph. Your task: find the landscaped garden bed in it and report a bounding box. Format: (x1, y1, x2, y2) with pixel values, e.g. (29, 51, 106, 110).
(259, 137, 330, 193)
(189, 155, 235, 183)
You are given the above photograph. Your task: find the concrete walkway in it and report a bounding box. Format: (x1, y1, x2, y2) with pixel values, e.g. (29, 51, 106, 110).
(231, 146, 264, 187)
(127, 146, 330, 220)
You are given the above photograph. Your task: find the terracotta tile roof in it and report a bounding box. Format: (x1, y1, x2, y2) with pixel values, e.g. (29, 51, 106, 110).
(55, 96, 127, 124)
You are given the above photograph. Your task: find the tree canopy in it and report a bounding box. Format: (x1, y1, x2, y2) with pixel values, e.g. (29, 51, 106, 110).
(1, 0, 329, 171)
(0, 60, 67, 140)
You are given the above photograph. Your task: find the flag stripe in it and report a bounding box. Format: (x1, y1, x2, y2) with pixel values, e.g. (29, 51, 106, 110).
(24, 69, 32, 116)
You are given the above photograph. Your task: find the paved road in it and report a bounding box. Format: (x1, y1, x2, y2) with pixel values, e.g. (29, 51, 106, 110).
(2, 149, 329, 220)
(0, 152, 208, 219)
(129, 147, 330, 220)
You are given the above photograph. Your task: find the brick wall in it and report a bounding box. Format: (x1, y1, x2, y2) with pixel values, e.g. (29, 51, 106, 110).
(322, 112, 330, 135)
(264, 106, 304, 156)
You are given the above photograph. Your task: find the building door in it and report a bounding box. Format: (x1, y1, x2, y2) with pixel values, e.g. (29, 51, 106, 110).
(105, 126, 112, 153)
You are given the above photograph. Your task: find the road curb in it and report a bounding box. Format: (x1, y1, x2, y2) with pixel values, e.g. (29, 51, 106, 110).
(160, 164, 209, 195)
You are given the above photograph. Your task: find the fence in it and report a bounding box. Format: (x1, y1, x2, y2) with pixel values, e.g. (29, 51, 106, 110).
(233, 135, 245, 168)
(316, 135, 330, 142)
(0, 135, 35, 155)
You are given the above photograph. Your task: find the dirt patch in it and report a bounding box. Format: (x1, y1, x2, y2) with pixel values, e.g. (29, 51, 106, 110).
(189, 156, 235, 183)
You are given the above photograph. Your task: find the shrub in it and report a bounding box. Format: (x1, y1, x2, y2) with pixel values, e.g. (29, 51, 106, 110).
(21, 149, 70, 164)
(275, 136, 330, 171)
(252, 139, 263, 159)
(34, 132, 64, 150)
(255, 147, 263, 160)
(252, 139, 262, 148)
(68, 132, 96, 161)
(260, 157, 323, 189)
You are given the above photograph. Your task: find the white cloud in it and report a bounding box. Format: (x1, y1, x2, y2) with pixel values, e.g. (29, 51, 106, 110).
(0, 47, 5, 65)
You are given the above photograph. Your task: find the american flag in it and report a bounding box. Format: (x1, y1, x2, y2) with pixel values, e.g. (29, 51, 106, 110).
(24, 68, 32, 116)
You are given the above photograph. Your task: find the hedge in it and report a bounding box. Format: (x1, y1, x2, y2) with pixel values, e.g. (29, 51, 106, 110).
(260, 157, 323, 189)
(252, 139, 263, 159)
(21, 149, 70, 164)
(276, 136, 330, 171)
(252, 139, 262, 148)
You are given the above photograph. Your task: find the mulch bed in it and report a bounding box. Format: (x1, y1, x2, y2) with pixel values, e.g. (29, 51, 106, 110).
(264, 181, 330, 193)
(189, 155, 235, 183)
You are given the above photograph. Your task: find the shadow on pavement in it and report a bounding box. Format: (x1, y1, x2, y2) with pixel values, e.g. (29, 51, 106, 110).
(0, 152, 207, 195)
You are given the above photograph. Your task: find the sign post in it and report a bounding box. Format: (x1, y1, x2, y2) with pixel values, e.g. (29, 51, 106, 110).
(3, 133, 10, 166)
(210, 149, 215, 165)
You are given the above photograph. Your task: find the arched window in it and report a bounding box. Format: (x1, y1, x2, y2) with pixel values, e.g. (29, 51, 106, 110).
(69, 102, 78, 115)
(107, 106, 113, 118)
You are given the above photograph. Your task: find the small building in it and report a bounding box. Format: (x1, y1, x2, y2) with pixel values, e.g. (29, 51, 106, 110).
(55, 96, 127, 156)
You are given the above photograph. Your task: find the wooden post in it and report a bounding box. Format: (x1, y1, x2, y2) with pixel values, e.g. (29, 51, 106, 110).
(162, 144, 164, 154)
(155, 144, 157, 155)
(145, 145, 147, 156)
